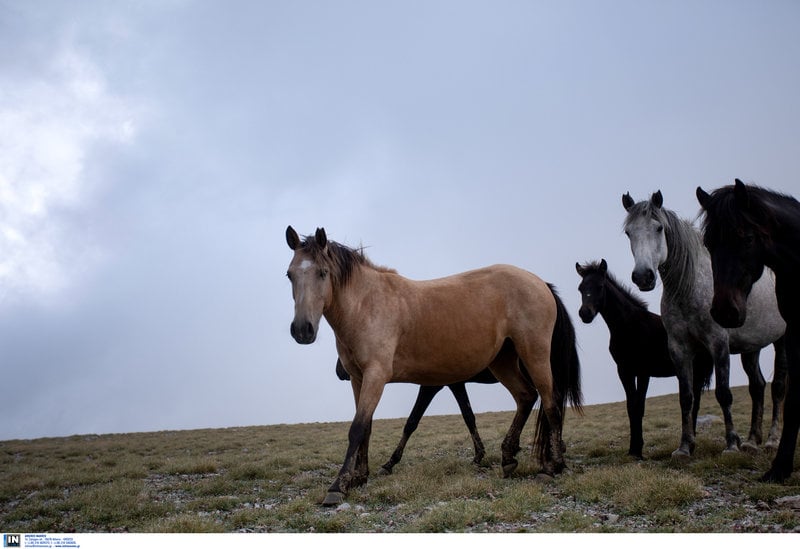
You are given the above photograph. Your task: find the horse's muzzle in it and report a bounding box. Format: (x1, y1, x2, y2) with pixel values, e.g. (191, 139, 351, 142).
(290, 320, 317, 344)
(631, 268, 656, 292)
(578, 306, 596, 324)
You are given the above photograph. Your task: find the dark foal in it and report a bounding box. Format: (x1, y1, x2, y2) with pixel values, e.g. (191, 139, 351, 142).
(577, 259, 713, 458)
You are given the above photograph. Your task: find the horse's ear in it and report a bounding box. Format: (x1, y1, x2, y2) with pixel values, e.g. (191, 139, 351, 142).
(286, 226, 301, 250)
(599, 258, 608, 273)
(575, 262, 585, 276)
(734, 179, 750, 210)
(622, 192, 635, 211)
(315, 227, 328, 249)
(651, 190, 663, 209)
(696, 187, 711, 209)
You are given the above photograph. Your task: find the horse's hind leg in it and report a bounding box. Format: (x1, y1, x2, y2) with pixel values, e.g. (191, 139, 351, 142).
(515, 342, 565, 475)
(489, 354, 537, 477)
(766, 337, 788, 449)
(740, 350, 766, 451)
(449, 382, 486, 465)
(379, 385, 444, 475)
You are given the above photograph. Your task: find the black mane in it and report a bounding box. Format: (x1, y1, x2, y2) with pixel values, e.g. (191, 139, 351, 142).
(299, 234, 395, 289)
(700, 183, 800, 242)
(579, 260, 650, 311)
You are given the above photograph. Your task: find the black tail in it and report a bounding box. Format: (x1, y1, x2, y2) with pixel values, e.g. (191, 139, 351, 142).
(535, 284, 584, 465)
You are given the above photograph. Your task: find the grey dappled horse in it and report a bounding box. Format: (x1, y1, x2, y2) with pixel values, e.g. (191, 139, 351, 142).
(622, 191, 787, 459)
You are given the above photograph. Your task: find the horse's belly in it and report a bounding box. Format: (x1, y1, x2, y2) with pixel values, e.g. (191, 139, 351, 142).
(390, 336, 503, 385)
(729, 270, 786, 352)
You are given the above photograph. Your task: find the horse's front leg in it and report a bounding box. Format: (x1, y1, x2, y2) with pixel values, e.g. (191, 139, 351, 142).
(762, 323, 800, 483)
(740, 350, 765, 451)
(669, 345, 697, 460)
(767, 337, 788, 449)
(711, 341, 741, 453)
(620, 372, 645, 459)
(323, 371, 387, 506)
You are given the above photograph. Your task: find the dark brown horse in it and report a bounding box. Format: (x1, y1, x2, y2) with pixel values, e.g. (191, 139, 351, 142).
(286, 226, 582, 505)
(335, 358, 497, 473)
(698, 180, 800, 482)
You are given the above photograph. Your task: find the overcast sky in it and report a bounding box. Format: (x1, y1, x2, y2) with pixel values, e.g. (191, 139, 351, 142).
(1, 1, 799, 441)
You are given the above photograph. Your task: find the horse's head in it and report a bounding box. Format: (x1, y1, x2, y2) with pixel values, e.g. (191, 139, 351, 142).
(576, 259, 608, 323)
(622, 190, 667, 292)
(285, 225, 333, 344)
(697, 180, 767, 328)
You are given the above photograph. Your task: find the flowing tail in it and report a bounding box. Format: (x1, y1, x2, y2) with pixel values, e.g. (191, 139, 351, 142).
(534, 284, 584, 466)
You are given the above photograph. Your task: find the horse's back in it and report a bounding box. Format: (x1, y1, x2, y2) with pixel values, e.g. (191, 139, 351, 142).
(386, 264, 557, 384)
(414, 264, 554, 311)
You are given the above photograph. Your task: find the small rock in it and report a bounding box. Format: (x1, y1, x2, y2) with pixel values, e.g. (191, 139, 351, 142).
(336, 502, 352, 512)
(696, 415, 719, 429)
(775, 496, 800, 510)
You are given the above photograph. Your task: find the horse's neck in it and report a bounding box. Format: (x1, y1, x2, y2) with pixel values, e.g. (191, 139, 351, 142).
(769, 200, 800, 275)
(323, 266, 391, 341)
(660, 217, 706, 301)
(600, 281, 645, 329)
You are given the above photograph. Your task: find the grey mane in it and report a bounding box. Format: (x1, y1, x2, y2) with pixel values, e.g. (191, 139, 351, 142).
(624, 201, 706, 304)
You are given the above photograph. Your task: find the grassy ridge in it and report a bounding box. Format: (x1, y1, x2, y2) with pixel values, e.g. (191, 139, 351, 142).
(1, 385, 798, 533)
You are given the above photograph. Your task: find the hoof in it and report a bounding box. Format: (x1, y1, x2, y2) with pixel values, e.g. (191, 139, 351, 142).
(534, 473, 555, 483)
(741, 441, 760, 454)
(671, 448, 691, 461)
(377, 466, 392, 476)
(765, 439, 780, 451)
(502, 460, 518, 478)
(722, 446, 740, 455)
(760, 466, 790, 484)
(322, 491, 345, 507)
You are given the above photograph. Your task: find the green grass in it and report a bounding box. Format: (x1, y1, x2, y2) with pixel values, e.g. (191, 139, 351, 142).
(1, 385, 798, 533)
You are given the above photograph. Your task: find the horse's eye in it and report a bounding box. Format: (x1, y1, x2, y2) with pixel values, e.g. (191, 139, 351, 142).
(319, 269, 329, 279)
(656, 225, 663, 233)
(286, 271, 293, 281)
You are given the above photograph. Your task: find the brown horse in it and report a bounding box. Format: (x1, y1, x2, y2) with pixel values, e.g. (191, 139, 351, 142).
(285, 226, 582, 505)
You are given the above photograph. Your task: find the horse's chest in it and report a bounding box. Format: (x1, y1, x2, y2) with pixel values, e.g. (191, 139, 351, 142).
(775, 276, 800, 325)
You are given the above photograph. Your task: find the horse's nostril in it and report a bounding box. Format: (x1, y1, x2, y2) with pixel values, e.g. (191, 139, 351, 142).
(631, 268, 656, 291)
(291, 320, 317, 344)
